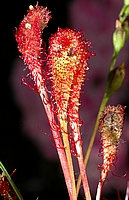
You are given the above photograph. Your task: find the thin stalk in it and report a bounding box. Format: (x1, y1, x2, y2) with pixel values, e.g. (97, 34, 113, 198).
(109, 51, 117, 72)
(60, 118, 77, 200)
(76, 94, 109, 196)
(77, 158, 91, 200)
(76, 144, 91, 200)
(69, 114, 91, 200)
(96, 182, 103, 200)
(39, 82, 75, 200)
(59, 95, 77, 199)
(76, 48, 118, 196)
(0, 161, 24, 200)
(58, 93, 77, 199)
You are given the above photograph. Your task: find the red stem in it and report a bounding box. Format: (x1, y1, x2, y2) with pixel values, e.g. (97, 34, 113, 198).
(39, 84, 74, 200)
(69, 117, 91, 200)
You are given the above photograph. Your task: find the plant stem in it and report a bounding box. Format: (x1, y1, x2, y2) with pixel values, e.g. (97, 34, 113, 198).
(76, 94, 109, 196)
(77, 153, 91, 200)
(39, 85, 75, 200)
(0, 162, 24, 200)
(96, 182, 103, 200)
(60, 118, 77, 200)
(57, 92, 77, 199)
(76, 45, 119, 196)
(69, 111, 91, 200)
(109, 51, 117, 72)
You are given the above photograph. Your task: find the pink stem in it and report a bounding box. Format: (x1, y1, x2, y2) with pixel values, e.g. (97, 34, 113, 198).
(77, 148, 91, 200)
(38, 83, 74, 200)
(70, 118, 91, 200)
(96, 181, 103, 200)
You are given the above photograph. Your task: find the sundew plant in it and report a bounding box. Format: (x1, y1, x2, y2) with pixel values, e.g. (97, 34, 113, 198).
(1, 1, 129, 199)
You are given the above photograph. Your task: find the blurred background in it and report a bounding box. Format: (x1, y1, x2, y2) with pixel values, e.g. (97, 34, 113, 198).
(1, 0, 129, 199)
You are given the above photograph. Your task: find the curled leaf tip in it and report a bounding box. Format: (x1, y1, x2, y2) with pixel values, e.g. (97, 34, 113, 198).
(15, 4, 51, 85)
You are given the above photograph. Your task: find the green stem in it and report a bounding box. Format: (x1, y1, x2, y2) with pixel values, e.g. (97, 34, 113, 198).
(109, 51, 117, 72)
(104, 50, 117, 93)
(0, 161, 24, 200)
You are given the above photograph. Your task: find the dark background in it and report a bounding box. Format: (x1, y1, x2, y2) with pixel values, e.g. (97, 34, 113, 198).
(1, 0, 73, 199)
(1, 0, 128, 200)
